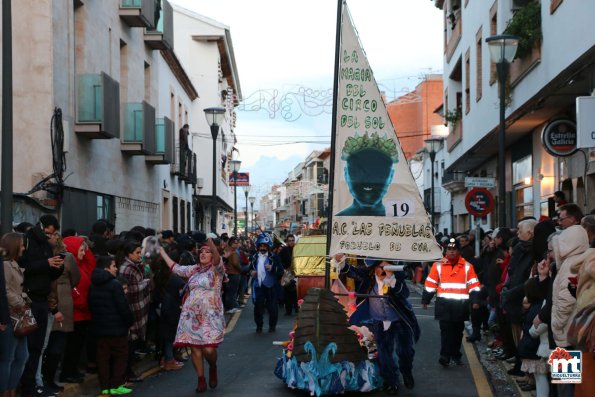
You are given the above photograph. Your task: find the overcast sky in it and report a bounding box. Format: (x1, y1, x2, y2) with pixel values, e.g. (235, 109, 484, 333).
(172, 0, 444, 198)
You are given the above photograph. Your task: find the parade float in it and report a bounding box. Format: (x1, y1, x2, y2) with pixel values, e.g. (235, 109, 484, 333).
(274, 287, 382, 395)
(273, 1, 443, 395)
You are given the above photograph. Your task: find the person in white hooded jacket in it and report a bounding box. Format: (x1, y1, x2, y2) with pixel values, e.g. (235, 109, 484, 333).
(551, 225, 589, 348)
(550, 224, 589, 397)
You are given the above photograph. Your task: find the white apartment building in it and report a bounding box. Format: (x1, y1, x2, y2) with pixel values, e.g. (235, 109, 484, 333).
(261, 149, 330, 236)
(436, 0, 595, 230)
(0, 0, 240, 234)
(172, 3, 241, 235)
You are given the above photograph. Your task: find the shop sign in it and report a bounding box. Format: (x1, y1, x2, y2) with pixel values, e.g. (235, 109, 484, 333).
(465, 188, 495, 217)
(229, 172, 250, 186)
(576, 96, 595, 149)
(465, 177, 496, 188)
(541, 119, 578, 157)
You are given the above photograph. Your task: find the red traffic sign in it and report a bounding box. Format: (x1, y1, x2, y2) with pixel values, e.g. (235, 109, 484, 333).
(465, 188, 495, 217)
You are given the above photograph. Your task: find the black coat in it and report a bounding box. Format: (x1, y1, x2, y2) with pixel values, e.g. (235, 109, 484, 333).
(518, 301, 543, 359)
(89, 234, 108, 256)
(159, 274, 186, 341)
(279, 246, 293, 270)
(485, 247, 506, 307)
(18, 225, 63, 301)
(88, 268, 133, 337)
(501, 240, 534, 323)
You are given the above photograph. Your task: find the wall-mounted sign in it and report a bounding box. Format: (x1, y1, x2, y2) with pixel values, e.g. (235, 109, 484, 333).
(229, 172, 250, 186)
(465, 188, 495, 218)
(577, 96, 595, 149)
(541, 119, 578, 157)
(465, 177, 496, 188)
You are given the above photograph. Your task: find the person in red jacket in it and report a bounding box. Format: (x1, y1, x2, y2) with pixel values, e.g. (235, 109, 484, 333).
(422, 238, 481, 366)
(59, 236, 97, 383)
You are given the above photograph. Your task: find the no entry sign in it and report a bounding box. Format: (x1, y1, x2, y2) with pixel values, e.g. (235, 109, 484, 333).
(465, 188, 495, 217)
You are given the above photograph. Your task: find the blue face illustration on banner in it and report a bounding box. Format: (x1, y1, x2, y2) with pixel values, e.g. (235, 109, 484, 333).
(336, 147, 395, 216)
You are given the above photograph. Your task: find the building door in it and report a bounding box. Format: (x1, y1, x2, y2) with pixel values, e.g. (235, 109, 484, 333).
(162, 192, 170, 230)
(62, 188, 115, 234)
(173, 197, 178, 233)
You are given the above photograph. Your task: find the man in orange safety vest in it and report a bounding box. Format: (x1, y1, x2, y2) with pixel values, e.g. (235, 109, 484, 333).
(422, 237, 481, 366)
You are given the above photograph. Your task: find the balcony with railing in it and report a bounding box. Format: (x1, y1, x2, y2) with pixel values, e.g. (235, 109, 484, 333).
(144, 0, 173, 50)
(119, 0, 154, 28)
(423, 188, 442, 214)
(120, 101, 156, 155)
(75, 73, 120, 139)
(185, 153, 197, 185)
(146, 117, 174, 164)
(442, 171, 466, 193)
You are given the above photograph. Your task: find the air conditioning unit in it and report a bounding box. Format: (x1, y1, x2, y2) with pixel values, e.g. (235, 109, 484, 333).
(511, 0, 531, 11)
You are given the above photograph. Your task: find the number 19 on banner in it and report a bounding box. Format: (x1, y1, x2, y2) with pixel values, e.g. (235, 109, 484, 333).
(386, 199, 415, 217)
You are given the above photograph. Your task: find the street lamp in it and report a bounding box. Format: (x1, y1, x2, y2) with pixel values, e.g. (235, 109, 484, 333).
(425, 137, 443, 229)
(242, 185, 252, 239)
(486, 34, 519, 227)
(204, 107, 226, 233)
(249, 196, 256, 237)
(230, 159, 242, 237)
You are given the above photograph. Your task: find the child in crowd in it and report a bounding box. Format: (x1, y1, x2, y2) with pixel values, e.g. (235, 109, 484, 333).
(88, 256, 134, 396)
(516, 277, 547, 393)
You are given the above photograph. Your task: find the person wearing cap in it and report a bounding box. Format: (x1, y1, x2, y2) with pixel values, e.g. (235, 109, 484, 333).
(249, 233, 283, 333)
(334, 255, 419, 395)
(422, 238, 481, 367)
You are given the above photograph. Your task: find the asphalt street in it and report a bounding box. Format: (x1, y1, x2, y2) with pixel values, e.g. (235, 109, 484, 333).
(129, 283, 486, 397)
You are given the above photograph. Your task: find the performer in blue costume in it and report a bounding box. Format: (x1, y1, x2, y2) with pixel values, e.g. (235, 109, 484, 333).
(249, 233, 284, 333)
(334, 254, 420, 395)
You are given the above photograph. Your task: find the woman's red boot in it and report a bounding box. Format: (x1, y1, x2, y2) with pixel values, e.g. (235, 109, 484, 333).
(209, 365, 218, 388)
(196, 376, 207, 393)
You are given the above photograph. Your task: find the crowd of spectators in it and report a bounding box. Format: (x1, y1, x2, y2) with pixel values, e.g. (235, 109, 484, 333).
(425, 204, 595, 397)
(0, 217, 262, 397)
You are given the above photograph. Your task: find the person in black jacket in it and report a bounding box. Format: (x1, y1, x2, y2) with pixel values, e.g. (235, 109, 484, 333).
(500, 219, 536, 377)
(278, 235, 298, 316)
(335, 255, 419, 395)
(89, 220, 110, 257)
(18, 215, 64, 397)
(88, 256, 134, 395)
(158, 273, 185, 371)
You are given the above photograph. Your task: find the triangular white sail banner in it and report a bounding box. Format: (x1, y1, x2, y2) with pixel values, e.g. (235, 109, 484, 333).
(329, 4, 442, 262)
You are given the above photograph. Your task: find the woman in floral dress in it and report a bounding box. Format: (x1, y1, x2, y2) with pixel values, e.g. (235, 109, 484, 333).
(159, 238, 225, 393)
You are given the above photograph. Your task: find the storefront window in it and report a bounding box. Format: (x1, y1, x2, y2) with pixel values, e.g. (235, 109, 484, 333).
(513, 155, 533, 221)
(515, 185, 533, 220)
(513, 155, 532, 184)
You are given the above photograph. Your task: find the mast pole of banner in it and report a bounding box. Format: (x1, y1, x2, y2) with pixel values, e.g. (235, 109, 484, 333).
(324, 0, 344, 289)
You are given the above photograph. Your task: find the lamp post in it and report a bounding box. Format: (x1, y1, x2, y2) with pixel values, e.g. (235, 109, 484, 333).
(230, 159, 241, 237)
(242, 185, 251, 239)
(249, 196, 256, 237)
(1, 0, 14, 234)
(486, 34, 519, 227)
(204, 107, 226, 233)
(425, 137, 443, 229)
